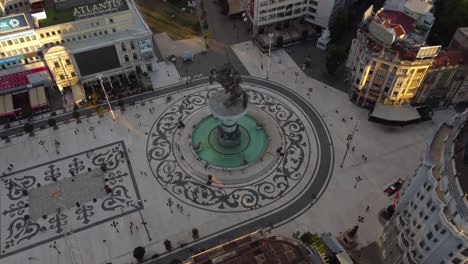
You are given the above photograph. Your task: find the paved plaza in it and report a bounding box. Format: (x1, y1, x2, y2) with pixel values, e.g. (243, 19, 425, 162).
(0, 41, 456, 264)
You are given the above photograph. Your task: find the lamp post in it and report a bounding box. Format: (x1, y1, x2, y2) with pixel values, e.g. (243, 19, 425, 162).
(354, 175, 363, 189)
(96, 74, 115, 121)
(129, 200, 152, 242)
(38, 140, 48, 152)
(266, 33, 274, 80)
(49, 241, 61, 254)
(110, 220, 119, 233)
(340, 119, 359, 168)
(89, 126, 96, 139)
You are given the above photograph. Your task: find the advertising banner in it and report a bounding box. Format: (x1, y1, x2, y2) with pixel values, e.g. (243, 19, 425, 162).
(0, 14, 29, 33)
(73, 0, 129, 20)
(138, 39, 153, 60)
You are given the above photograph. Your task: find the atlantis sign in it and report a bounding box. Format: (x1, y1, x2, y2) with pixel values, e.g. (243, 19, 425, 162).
(73, 0, 129, 20)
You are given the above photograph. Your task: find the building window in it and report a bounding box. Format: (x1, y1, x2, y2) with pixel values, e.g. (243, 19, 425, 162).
(7, 40, 13, 45)
(65, 59, 71, 65)
(121, 43, 127, 51)
(124, 55, 129, 62)
(461, 249, 468, 257)
(52, 31, 56, 35)
(133, 53, 137, 60)
(54, 62, 60, 68)
(393, 92, 398, 97)
(416, 224, 421, 229)
(71, 72, 76, 77)
(112, 28, 117, 33)
(93, 32, 98, 36)
(441, 229, 447, 235)
(309, 0, 317, 5)
(451, 258, 461, 264)
(57, 30, 61, 34)
(433, 238, 438, 243)
(109, 18, 114, 23)
(59, 75, 65, 80)
(46, 32, 50, 37)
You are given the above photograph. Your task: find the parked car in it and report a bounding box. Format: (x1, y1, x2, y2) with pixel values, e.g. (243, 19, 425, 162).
(384, 179, 404, 196)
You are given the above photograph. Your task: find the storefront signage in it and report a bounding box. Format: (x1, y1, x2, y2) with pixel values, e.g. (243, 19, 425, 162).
(73, 0, 129, 20)
(0, 55, 25, 66)
(0, 14, 28, 33)
(138, 39, 153, 60)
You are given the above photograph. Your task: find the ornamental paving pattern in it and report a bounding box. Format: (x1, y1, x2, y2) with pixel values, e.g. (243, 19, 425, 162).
(147, 83, 332, 212)
(0, 141, 141, 259)
(0, 77, 333, 264)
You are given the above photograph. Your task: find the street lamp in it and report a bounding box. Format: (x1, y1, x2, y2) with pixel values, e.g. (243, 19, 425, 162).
(128, 200, 152, 241)
(96, 74, 116, 121)
(89, 126, 96, 139)
(354, 176, 363, 189)
(38, 140, 48, 152)
(340, 119, 359, 168)
(266, 33, 274, 80)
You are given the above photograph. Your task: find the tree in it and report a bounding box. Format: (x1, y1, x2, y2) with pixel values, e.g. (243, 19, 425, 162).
(330, 8, 349, 42)
(96, 105, 105, 116)
(48, 118, 57, 128)
(428, 0, 468, 47)
(192, 228, 199, 239)
(133, 246, 146, 263)
(164, 240, 173, 251)
(118, 100, 125, 111)
(276, 36, 284, 48)
(72, 111, 80, 120)
(326, 45, 347, 75)
(23, 123, 34, 134)
(22, 108, 33, 119)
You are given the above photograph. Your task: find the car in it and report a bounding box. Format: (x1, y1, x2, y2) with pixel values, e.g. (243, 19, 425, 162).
(182, 51, 194, 62)
(384, 179, 404, 196)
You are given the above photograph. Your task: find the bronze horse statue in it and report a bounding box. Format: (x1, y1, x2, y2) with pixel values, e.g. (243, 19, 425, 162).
(209, 63, 248, 108)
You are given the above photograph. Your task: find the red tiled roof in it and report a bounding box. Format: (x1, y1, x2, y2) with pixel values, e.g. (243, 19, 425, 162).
(377, 10, 416, 35)
(0, 67, 47, 91)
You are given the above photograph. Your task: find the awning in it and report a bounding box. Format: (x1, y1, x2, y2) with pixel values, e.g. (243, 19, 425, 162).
(370, 103, 421, 126)
(2, 94, 14, 116)
(29, 86, 47, 108)
(0, 67, 49, 92)
(71, 83, 85, 104)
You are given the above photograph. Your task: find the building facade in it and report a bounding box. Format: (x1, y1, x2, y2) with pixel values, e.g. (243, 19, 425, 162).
(413, 51, 467, 107)
(346, 1, 439, 108)
(247, 0, 344, 35)
(382, 111, 468, 264)
(0, 0, 156, 117)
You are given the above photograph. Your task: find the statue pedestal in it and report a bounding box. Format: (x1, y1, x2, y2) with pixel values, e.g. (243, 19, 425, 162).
(208, 91, 247, 147)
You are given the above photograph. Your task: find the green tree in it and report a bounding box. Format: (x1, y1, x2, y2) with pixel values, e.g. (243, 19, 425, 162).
(428, 0, 468, 47)
(133, 246, 146, 263)
(47, 118, 57, 128)
(326, 45, 347, 75)
(330, 8, 349, 42)
(23, 123, 34, 134)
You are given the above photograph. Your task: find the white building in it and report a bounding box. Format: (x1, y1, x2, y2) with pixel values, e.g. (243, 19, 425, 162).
(0, 0, 157, 117)
(247, 0, 344, 35)
(382, 110, 468, 264)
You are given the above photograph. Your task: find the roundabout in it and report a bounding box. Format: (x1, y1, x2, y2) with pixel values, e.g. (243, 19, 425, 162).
(146, 73, 334, 214)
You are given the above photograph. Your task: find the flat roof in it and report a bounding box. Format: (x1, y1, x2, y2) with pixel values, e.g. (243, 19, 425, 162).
(38, 8, 75, 28)
(189, 234, 318, 264)
(371, 103, 421, 122)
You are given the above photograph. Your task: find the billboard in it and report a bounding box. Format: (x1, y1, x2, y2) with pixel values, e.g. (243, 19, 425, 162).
(74, 46, 120, 76)
(73, 0, 129, 20)
(138, 39, 153, 60)
(416, 46, 441, 58)
(0, 14, 29, 33)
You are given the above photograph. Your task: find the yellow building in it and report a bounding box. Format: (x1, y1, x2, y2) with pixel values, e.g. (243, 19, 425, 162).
(0, 0, 156, 117)
(346, 8, 439, 109)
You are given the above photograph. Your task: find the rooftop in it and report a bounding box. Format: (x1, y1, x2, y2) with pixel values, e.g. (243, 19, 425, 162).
(433, 50, 466, 67)
(38, 7, 74, 28)
(187, 232, 319, 264)
(377, 10, 416, 36)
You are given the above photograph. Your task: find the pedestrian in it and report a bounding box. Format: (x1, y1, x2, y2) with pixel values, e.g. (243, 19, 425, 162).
(9, 163, 13, 168)
(74, 130, 77, 135)
(351, 146, 355, 152)
(364, 156, 368, 161)
(365, 205, 370, 212)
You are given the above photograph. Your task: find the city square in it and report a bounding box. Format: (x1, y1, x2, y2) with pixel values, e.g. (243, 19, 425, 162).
(0, 40, 456, 264)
